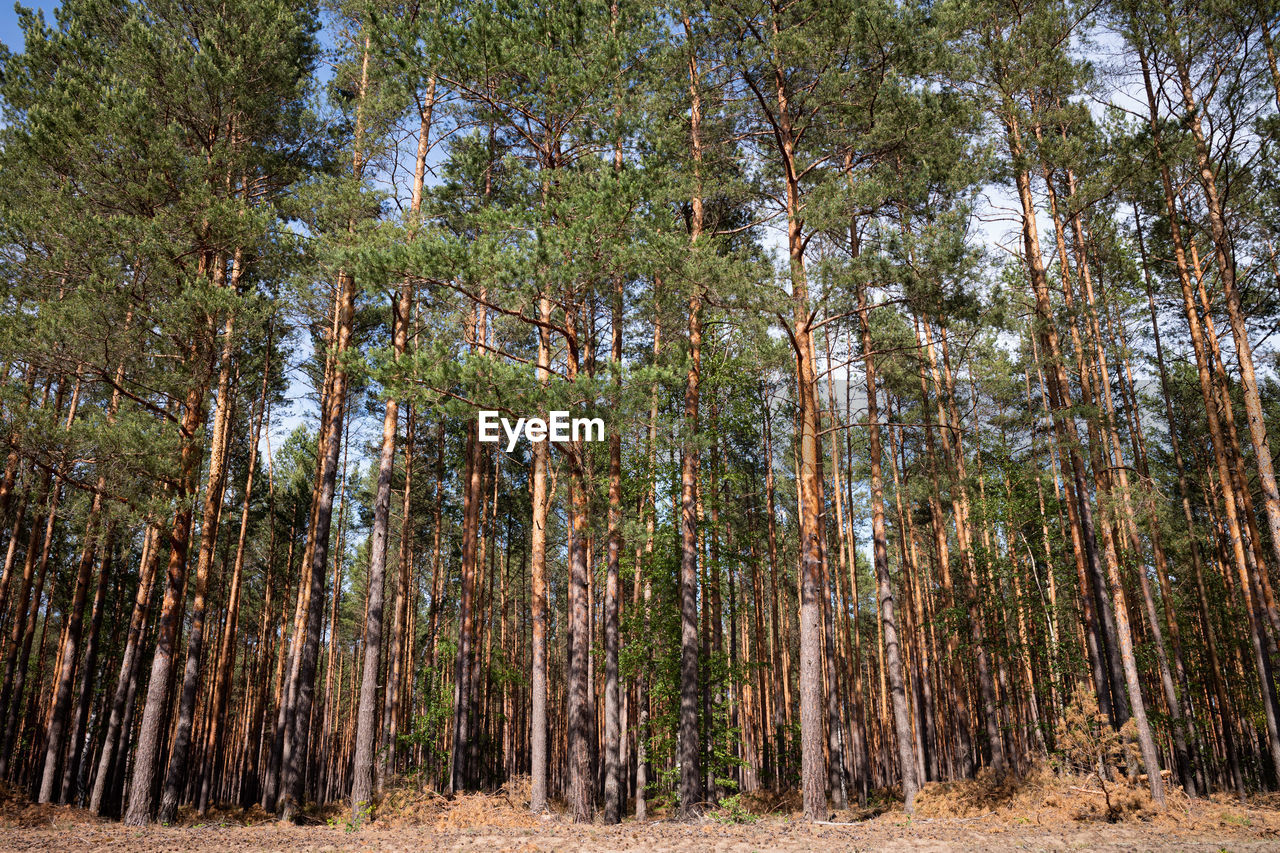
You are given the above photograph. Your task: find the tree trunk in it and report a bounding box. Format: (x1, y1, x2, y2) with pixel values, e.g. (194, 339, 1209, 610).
(634, 309, 660, 821)
(859, 282, 918, 812)
(90, 521, 161, 814)
(529, 296, 552, 813)
(37, 490, 104, 803)
(281, 269, 355, 821)
(123, 383, 207, 826)
(677, 16, 705, 818)
(61, 526, 113, 804)
(602, 275, 623, 824)
(159, 307, 239, 824)
(199, 335, 271, 813)
(351, 268, 410, 818)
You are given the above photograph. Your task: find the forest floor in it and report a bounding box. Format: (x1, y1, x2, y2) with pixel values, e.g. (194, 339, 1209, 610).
(3, 770, 1280, 851)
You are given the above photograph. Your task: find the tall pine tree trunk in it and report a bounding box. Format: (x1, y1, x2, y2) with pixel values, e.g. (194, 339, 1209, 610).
(351, 268, 410, 817)
(858, 282, 918, 812)
(678, 16, 705, 818)
(281, 270, 355, 821)
(36, 489, 104, 803)
(602, 275, 624, 823)
(159, 307, 239, 824)
(199, 342, 271, 813)
(529, 297, 552, 813)
(123, 382, 208, 826)
(90, 520, 161, 814)
(634, 310, 660, 821)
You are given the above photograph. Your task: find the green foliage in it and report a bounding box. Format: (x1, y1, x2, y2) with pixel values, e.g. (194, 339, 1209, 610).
(708, 792, 758, 825)
(400, 687, 455, 785)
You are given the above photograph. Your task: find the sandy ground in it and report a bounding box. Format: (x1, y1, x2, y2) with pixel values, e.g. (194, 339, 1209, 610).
(3, 774, 1279, 851)
(1, 811, 1277, 852)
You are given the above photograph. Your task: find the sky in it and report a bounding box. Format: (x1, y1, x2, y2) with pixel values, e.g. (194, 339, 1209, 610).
(0, 2, 54, 53)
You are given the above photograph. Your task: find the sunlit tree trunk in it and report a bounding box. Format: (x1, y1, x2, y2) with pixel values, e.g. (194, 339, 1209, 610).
(159, 298, 238, 823)
(858, 281, 918, 812)
(678, 15, 705, 818)
(124, 381, 208, 825)
(90, 520, 161, 814)
(199, 333, 271, 813)
(528, 313, 551, 813)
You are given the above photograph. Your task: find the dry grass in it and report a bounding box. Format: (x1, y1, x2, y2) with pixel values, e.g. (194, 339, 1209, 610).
(913, 764, 1063, 819)
(907, 761, 1280, 838)
(170, 802, 278, 827)
(375, 774, 543, 830)
(0, 781, 101, 828)
(739, 788, 801, 816)
(912, 762, 1176, 823)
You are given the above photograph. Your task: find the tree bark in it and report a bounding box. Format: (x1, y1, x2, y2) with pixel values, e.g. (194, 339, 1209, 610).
(602, 275, 624, 823)
(281, 270, 355, 820)
(159, 307, 239, 824)
(859, 283, 918, 812)
(123, 383, 207, 826)
(678, 15, 705, 818)
(37, 490, 104, 803)
(90, 520, 161, 814)
(529, 296, 552, 813)
(351, 268, 410, 818)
